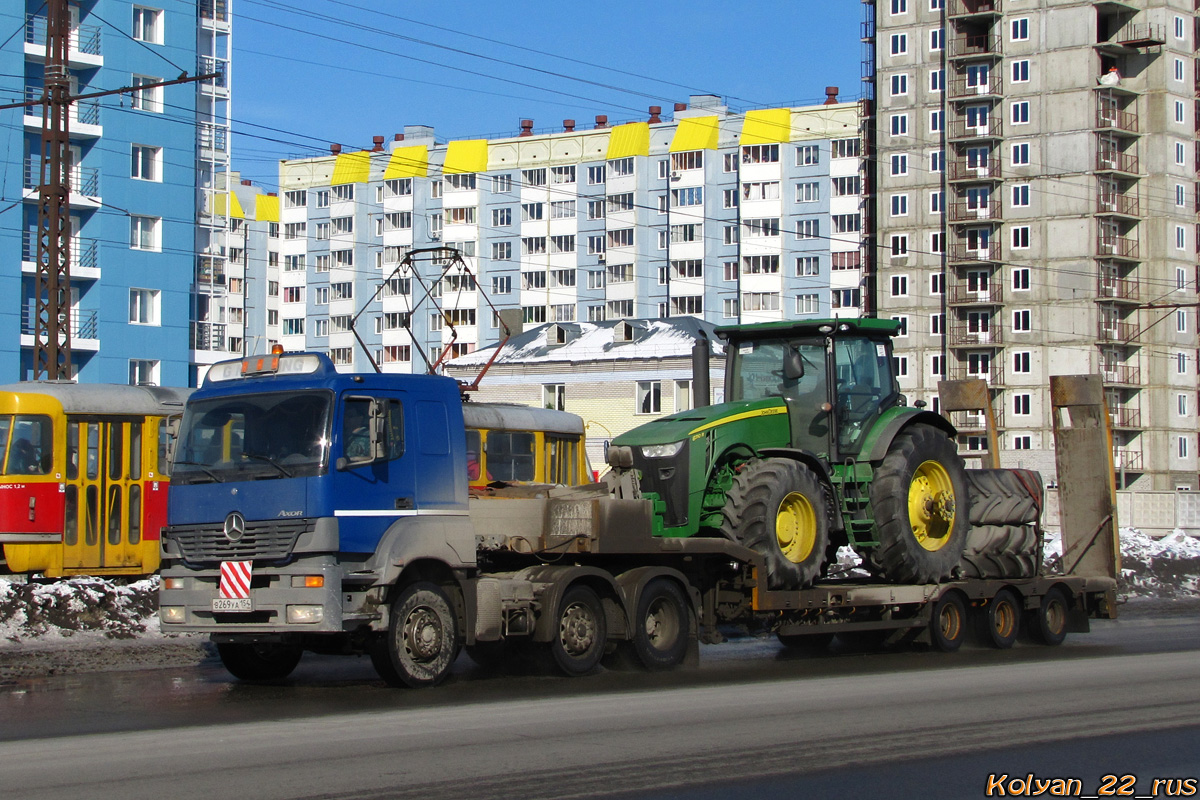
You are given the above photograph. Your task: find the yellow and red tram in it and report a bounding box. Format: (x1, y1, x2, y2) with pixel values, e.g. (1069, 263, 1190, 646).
(0, 382, 191, 577)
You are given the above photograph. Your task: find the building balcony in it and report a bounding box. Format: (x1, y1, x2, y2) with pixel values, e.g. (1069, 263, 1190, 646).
(948, 157, 1002, 182)
(1096, 190, 1140, 218)
(1096, 23, 1167, 53)
(949, 242, 1001, 264)
(1108, 405, 1143, 429)
(1096, 149, 1139, 176)
(192, 322, 227, 352)
(948, 33, 1002, 60)
(949, 281, 1003, 306)
(22, 159, 101, 207)
(20, 307, 100, 351)
(25, 15, 102, 68)
(949, 323, 1003, 347)
(948, 115, 1003, 141)
(1095, 106, 1139, 135)
(23, 87, 101, 138)
(948, 0, 1001, 19)
(948, 362, 1004, 385)
(1097, 234, 1139, 261)
(198, 56, 229, 96)
(200, 0, 231, 28)
(948, 72, 1003, 100)
(947, 410, 991, 434)
(1098, 319, 1138, 342)
(196, 259, 227, 290)
(1097, 274, 1140, 304)
(1100, 362, 1141, 386)
(949, 198, 1002, 223)
(21, 231, 100, 280)
(1113, 447, 1143, 472)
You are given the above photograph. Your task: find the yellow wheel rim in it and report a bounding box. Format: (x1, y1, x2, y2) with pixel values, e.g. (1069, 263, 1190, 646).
(776, 492, 817, 564)
(907, 460, 957, 552)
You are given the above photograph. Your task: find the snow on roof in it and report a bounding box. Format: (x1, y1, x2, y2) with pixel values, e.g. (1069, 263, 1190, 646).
(446, 318, 725, 367)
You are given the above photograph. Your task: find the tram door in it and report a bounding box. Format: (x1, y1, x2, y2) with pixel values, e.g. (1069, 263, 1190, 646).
(62, 417, 143, 570)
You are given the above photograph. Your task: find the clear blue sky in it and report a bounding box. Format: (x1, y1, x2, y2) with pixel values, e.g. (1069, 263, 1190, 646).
(231, 0, 863, 188)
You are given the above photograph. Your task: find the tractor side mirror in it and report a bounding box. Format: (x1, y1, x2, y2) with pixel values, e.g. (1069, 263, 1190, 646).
(783, 348, 805, 381)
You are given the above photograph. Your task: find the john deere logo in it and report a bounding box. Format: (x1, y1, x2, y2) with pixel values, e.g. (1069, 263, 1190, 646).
(223, 511, 246, 542)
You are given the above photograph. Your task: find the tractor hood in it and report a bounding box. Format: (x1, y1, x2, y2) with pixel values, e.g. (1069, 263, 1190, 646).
(615, 397, 787, 448)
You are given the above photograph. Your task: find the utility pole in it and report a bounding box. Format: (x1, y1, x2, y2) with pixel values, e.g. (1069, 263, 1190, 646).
(34, 0, 74, 380)
(0, 0, 218, 380)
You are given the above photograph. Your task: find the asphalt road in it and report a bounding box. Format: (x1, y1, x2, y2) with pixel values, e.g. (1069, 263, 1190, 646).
(1, 607, 1199, 800)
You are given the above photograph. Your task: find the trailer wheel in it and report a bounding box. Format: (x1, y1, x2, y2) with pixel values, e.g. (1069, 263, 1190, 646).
(930, 592, 967, 652)
(870, 425, 969, 584)
(1028, 587, 1069, 646)
(631, 579, 689, 671)
(376, 582, 461, 687)
(550, 584, 607, 676)
(777, 631, 834, 653)
(720, 458, 831, 590)
(216, 642, 303, 682)
(980, 588, 1021, 649)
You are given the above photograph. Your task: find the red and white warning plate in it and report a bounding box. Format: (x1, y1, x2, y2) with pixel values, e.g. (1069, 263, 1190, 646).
(213, 560, 253, 612)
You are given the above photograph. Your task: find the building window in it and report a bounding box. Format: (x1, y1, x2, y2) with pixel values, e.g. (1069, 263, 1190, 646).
(797, 256, 819, 276)
(742, 292, 781, 312)
(130, 215, 160, 250)
(929, 110, 943, 133)
(1180, 436, 1190, 459)
(1011, 101, 1030, 124)
(795, 219, 820, 239)
(1013, 436, 1032, 450)
(129, 359, 159, 386)
(282, 318, 305, 337)
(1177, 351, 1188, 374)
(832, 138, 860, 158)
(931, 355, 945, 378)
(1013, 351, 1031, 373)
(832, 176, 860, 196)
(1175, 15, 1186, 40)
(1011, 226, 1030, 249)
(608, 158, 634, 177)
(891, 73, 909, 96)
(490, 208, 512, 227)
(1012, 393, 1031, 416)
(890, 33, 908, 55)
(1011, 142, 1030, 165)
(930, 273, 944, 295)
(893, 356, 909, 377)
(130, 145, 161, 181)
(491, 241, 512, 261)
(1179, 393, 1189, 417)
(522, 168, 547, 186)
(587, 165, 606, 185)
(891, 275, 909, 297)
(930, 150, 944, 173)
(890, 0, 907, 13)
(1178, 225, 1188, 250)
(132, 7, 163, 44)
(1013, 309, 1031, 332)
(489, 174, 512, 193)
(930, 28, 944, 51)
(1011, 60, 1029, 83)
(1011, 184, 1030, 207)
(1011, 18, 1029, 41)
(723, 298, 739, 319)
(1176, 100, 1186, 124)
(636, 381, 662, 414)
(793, 181, 818, 202)
(890, 114, 909, 136)
(796, 294, 819, 314)
(332, 184, 355, 202)
(891, 234, 908, 257)
(1012, 267, 1030, 291)
(890, 154, 908, 176)
(550, 165, 576, 184)
(745, 144, 783, 164)
(892, 315, 909, 337)
(930, 190, 944, 214)
(929, 69, 943, 93)
(931, 313, 944, 336)
(1178, 309, 1189, 332)
(131, 75, 163, 113)
(890, 194, 909, 217)
(128, 288, 159, 325)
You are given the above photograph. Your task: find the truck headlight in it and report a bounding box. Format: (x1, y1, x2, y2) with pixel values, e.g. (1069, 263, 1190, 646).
(287, 605, 324, 624)
(641, 441, 684, 459)
(162, 577, 185, 590)
(160, 606, 186, 624)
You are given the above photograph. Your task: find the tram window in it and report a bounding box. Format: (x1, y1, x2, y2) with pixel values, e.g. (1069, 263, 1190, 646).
(466, 429, 482, 480)
(63, 485, 78, 546)
(66, 421, 79, 480)
(158, 419, 170, 475)
(85, 484, 98, 546)
(87, 425, 99, 479)
(6, 415, 51, 475)
(109, 422, 124, 480)
(107, 486, 122, 546)
(485, 432, 536, 482)
(128, 484, 141, 545)
(129, 422, 142, 480)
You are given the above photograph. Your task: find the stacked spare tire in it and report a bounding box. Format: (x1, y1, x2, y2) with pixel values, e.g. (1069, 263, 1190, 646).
(958, 468, 1044, 580)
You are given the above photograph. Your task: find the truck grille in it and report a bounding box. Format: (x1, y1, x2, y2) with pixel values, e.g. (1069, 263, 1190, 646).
(164, 519, 313, 563)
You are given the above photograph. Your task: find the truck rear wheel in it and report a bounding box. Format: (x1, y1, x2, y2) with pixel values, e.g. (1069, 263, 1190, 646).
(930, 592, 967, 652)
(1028, 587, 1069, 646)
(631, 579, 689, 671)
(869, 425, 968, 584)
(720, 458, 831, 590)
(980, 588, 1021, 649)
(550, 584, 607, 676)
(216, 642, 303, 682)
(376, 582, 461, 687)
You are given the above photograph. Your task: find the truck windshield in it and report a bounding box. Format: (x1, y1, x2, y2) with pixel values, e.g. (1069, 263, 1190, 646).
(728, 338, 825, 403)
(172, 391, 331, 484)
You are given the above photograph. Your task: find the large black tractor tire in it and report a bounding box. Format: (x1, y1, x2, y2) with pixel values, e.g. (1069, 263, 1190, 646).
(959, 524, 1039, 579)
(374, 582, 461, 688)
(216, 642, 303, 682)
(869, 425, 969, 584)
(720, 459, 832, 590)
(966, 469, 1043, 525)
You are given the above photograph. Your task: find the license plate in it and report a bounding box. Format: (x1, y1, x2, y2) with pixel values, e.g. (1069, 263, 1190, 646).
(212, 597, 252, 612)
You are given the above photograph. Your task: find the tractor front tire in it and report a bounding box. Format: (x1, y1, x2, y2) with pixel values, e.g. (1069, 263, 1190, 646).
(720, 458, 831, 590)
(869, 425, 969, 584)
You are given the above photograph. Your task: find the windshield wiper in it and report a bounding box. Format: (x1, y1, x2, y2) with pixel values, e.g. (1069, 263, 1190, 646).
(240, 451, 293, 477)
(172, 460, 222, 483)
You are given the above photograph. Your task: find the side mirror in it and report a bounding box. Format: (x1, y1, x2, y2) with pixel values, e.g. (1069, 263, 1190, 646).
(783, 348, 805, 381)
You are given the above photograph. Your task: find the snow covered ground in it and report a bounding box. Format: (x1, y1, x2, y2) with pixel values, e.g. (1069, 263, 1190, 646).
(0, 528, 1197, 676)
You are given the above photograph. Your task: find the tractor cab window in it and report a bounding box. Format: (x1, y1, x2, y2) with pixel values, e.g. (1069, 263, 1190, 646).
(834, 337, 898, 453)
(731, 338, 825, 403)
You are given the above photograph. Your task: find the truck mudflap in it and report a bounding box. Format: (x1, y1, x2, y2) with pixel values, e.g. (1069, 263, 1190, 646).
(159, 554, 346, 634)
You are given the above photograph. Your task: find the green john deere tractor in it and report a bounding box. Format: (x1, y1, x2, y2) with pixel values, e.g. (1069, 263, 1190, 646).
(609, 318, 968, 588)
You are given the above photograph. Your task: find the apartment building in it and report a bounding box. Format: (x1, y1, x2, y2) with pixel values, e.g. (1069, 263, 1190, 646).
(869, 0, 1200, 489)
(0, 0, 232, 386)
(264, 97, 865, 373)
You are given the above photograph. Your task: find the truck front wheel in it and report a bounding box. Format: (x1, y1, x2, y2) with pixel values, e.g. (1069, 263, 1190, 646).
(216, 642, 303, 682)
(550, 584, 607, 676)
(720, 458, 831, 590)
(375, 582, 461, 687)
(869, 425, 969, 584)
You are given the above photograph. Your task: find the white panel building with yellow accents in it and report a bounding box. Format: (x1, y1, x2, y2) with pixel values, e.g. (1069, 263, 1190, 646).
(261, 96, 864, 372)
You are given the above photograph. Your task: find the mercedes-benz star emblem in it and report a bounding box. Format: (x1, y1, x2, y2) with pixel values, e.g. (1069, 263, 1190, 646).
(224, 511, 246, 542)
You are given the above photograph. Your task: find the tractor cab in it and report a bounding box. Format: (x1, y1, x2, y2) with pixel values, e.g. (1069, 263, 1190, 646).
(719, 318, 903, 462)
